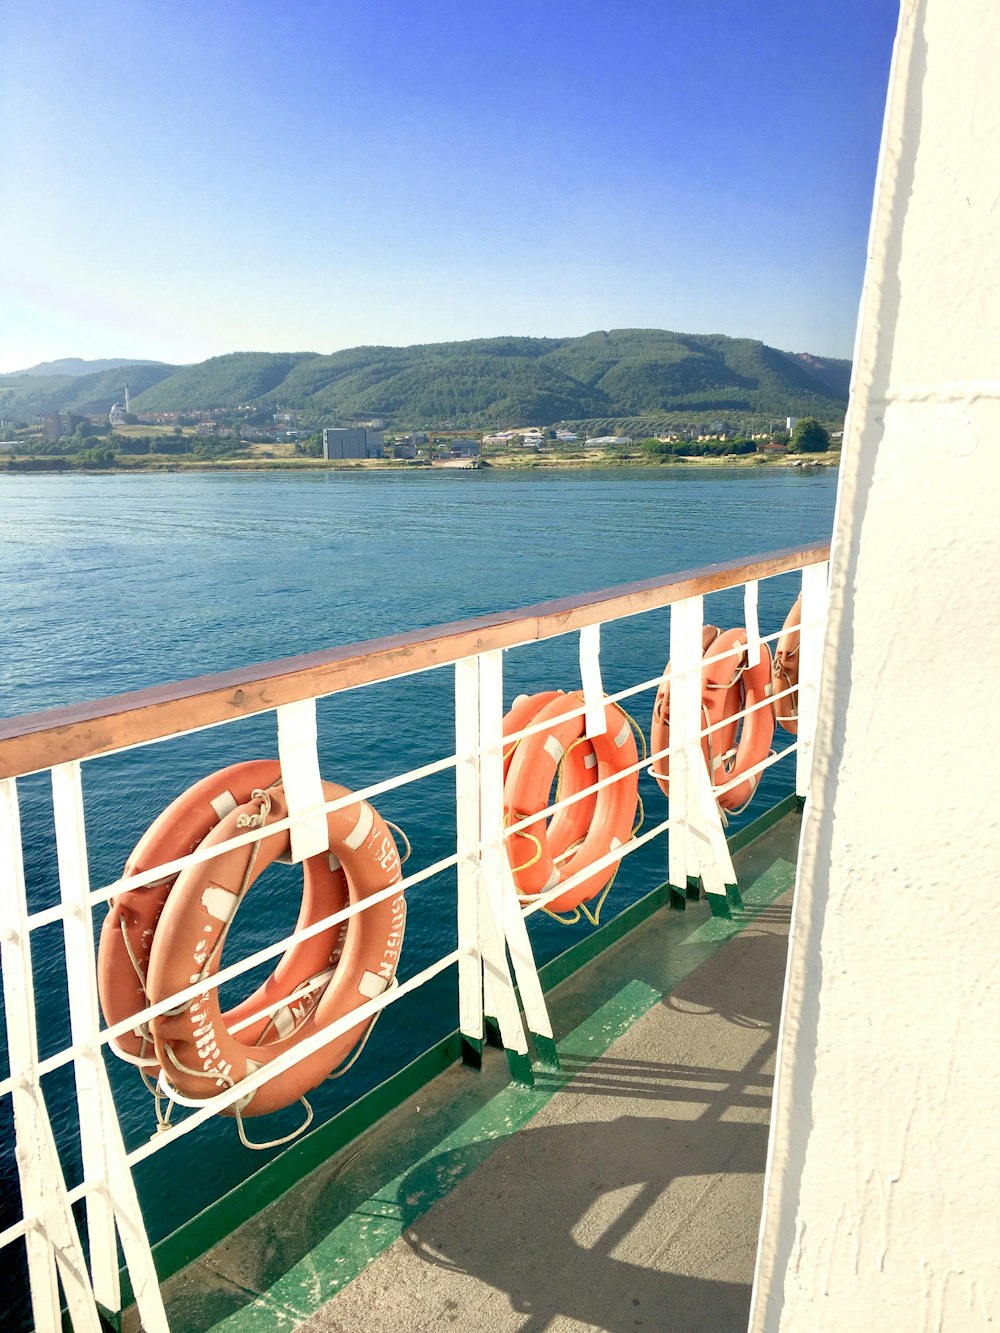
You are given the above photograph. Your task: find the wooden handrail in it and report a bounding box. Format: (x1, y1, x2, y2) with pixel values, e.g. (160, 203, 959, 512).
(0, 544, 829, 779)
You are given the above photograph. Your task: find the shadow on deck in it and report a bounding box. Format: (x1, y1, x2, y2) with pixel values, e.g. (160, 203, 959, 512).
(142, 814, 798, 1333)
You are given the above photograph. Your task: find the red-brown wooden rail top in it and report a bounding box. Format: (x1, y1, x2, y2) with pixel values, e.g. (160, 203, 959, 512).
(0, 544, 829, 779)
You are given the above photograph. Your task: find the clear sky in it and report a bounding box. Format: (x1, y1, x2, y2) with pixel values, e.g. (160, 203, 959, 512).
(1, 0, 900, 372)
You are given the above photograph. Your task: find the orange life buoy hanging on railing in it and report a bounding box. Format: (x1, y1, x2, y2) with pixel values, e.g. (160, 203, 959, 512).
(145, 781, 405, 1118)
(650, 627, 774, 814)
(772, 594, 802, 733)
(708, 631, 775, 812)
(503, 691, 639, 913)
(650, 625, 737, 797)
(98, 768, 405, 1119)
(98, 760, 289, 1068)
(503, 691, 599, 865)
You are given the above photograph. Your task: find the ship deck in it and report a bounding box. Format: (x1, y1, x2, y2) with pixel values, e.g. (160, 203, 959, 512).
(140, 810, 798, 1333)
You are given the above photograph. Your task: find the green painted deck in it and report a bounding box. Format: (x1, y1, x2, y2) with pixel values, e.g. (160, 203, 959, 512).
(134, 812, 798, 1333)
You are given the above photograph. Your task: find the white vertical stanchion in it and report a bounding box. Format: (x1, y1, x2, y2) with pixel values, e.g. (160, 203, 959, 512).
(477, 650, 534, 1084)
(796, 561, 830, 799)
(687, 757, 739, 911)
(668, 597, 739, 918)
(51, 764, 169, 1333)
(498, 852, 558, 1068)
(0, 778, 102, 1333)
(277, 698, 329, 862)
(579, 623, 608, 738)
(482, 647, 560, 1071)
(454, 658, 484, 1065)
(667, 597, 702, 907)
(744, 578, 761, 663)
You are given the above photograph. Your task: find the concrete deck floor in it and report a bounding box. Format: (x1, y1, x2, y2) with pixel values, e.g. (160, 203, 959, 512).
(146, 813, 798, 1333)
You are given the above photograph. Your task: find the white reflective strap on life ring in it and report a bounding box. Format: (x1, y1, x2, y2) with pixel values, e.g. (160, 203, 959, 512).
(358, 969, 390, 999)
(344, 801, 375, 851)
(210, 790, 239, 820)
(201, 884, 239, 924)
(543, 735, 566, 764)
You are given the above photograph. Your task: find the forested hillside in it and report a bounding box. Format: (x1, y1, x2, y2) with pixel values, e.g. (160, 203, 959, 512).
(0, 330, 849, 426)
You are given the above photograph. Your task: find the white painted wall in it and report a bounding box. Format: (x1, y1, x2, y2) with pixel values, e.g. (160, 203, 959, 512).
(750, 1, 1000, 1328)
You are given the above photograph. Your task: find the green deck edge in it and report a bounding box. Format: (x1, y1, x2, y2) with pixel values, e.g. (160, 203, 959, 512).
(122, 791, 799, 1310)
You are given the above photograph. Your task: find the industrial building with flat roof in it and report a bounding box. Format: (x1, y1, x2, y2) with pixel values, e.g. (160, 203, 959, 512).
(322, 427, 385, 460)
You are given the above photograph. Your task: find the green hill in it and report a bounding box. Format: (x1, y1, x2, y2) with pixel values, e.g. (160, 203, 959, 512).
(0, 362, 177, 418)
(133, 352, 317, 411)
(0, 331, 850, 427)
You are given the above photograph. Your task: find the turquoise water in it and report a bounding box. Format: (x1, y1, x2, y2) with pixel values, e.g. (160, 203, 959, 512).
(0, 467, 836, 1282)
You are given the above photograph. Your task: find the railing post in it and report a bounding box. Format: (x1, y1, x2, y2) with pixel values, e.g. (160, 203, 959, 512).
(667, 597, 700, 910)
(455, 658, 484, 1068)
(477, 651, 534, 1086)
(0, 778, 102, 1333)
(51, 763, 169, 1333)
(668, 598, 739, 919)
(796, 561, 829, 800)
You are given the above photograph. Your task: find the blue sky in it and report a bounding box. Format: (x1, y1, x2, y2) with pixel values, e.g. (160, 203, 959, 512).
(1, 0, 899, 371)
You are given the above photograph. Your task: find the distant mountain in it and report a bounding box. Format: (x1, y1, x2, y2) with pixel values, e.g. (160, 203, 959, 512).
(0, 332, 850, 426)
(14, 357, 170, 378)
(0, 363, 179, 419)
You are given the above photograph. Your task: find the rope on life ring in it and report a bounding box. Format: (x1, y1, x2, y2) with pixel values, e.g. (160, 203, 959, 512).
(98, 767, 406, 1128)
(772, 594, 802, 733)
(502, 691, 639, 915)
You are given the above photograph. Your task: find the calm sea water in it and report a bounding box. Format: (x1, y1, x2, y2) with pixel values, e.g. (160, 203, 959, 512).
(0, 467, 836, 1279)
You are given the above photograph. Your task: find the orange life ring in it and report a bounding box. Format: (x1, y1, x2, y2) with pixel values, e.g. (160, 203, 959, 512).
(503, 691, 638, 912)
(772, 594, 802, 733)
(650, 625, 738, 797)
(98, 760, 290, 1068)
(503, 692, 599, 865)
(136, 779, 403, 1118)
(708, 631, 775, 812)
(651, 628, 774, 813)
(503, 692, 563, 781)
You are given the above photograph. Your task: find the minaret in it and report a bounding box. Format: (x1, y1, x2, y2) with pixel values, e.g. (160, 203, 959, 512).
(124, 376, 130, 415)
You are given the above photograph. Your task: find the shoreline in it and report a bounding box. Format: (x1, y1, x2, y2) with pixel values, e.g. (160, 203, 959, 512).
(0, 452, 840, 477)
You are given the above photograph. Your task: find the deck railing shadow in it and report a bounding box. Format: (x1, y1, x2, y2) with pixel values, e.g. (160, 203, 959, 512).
(530, 1052, 774, 1111)
(389, 920, 786, 1332)
(396, 1037, 776, 1332)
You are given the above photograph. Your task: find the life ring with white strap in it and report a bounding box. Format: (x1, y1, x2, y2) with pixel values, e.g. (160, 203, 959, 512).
(503, 691, 639, 913)
(650, 627, 774, 813)
(99, 760, 289, 1068)
(706, 630, 775, 812)
(99, 767, 404, 1120)
(772, 594, 802, 733)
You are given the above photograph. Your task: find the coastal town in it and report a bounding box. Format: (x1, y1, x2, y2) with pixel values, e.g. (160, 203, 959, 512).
(0, 330, 847, 470)
(0, 395, 839, 471)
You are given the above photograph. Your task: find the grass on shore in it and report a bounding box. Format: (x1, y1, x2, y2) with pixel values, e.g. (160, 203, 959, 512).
(0, 449, 840, 475)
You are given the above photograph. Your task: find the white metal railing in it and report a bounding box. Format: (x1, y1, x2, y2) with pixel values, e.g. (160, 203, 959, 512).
(0, 548, 828, 1332)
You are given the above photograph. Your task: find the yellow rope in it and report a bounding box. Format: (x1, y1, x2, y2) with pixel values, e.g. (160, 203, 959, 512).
(579, 866, 619, 928)
(384, 819, 411, 865)
(503, 822, 544, 874)
(616, 701, 649, 764)
(542, 863, 620, 929)
(632, 791, 645, 838)
(542, 905, 582, 926)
